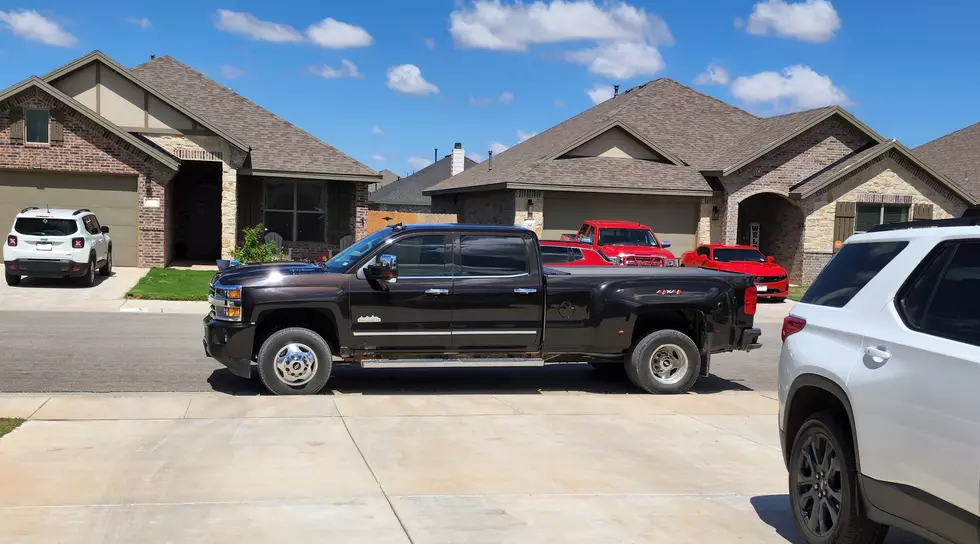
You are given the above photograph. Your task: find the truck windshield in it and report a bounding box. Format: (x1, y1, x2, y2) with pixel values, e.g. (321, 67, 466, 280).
(322, 228, 393, 272)
(713, 248, 765, 263)
(597, 228, 658, 247)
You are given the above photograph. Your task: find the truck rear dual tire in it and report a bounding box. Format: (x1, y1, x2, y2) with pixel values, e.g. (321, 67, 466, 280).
(257, 327, 333, 395)
(627, 329, 701, 394)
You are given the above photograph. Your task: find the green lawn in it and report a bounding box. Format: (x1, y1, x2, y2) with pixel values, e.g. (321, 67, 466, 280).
(127, 268, 215, 301)
(0, 418, 23, 440)
(788, 285, 809, 302)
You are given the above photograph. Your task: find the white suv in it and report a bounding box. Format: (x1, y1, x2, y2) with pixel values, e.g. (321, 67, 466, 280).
(4, 207, 113, 287)
(778, 207, 980, 544)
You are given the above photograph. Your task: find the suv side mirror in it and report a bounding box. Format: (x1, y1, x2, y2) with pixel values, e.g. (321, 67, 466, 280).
(365, 254, 398, 282)
(100, 225, 110, 234)
(766, 256, 775, 263)
(661, 240, 671, 248)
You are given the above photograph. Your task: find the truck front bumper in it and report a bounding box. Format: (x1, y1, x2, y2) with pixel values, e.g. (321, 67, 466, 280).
(738, 327, 762, 351)
(203, 315, 255, 378)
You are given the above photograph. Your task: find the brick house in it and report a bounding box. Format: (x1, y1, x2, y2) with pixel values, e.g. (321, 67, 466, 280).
(426, 79, 978, 284)
(0, 51, 379, 267)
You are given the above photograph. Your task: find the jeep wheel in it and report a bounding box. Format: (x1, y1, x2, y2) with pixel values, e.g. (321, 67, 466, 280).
(789, 411, 888, 544)
(99, 249, 112, 277)
(257, 327, 333, 396)
(5, 273, 20, 286)
(626, 329, 700, 394)
(79, 257, 97, 287)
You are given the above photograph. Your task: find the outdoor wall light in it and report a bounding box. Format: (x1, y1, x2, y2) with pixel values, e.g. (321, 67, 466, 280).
(711, 206, 720, 220)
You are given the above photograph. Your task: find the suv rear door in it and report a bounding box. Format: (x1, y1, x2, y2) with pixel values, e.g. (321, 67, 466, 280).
(450, 232, 544, 351)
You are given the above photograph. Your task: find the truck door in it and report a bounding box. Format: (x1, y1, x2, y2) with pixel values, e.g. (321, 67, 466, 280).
(450, 233, 544, 352)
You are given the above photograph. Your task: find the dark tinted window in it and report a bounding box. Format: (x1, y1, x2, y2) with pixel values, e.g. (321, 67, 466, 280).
(384, 235, 449, 277)
(696, 247, 709, 257)
(920, 242, 980, 346)
(713, 248, 765, 263)
(597, 228, 657, 247)
(460, 235, 528, 276)
(14, 218, 78, 236)
(88, 215, 102, 232)
(899, 245, 955, 328)
(801, 241, 908, 308)
(540, 246, 571, 264)
(568, 248, 584, 262)
(82, 215, 98, 235)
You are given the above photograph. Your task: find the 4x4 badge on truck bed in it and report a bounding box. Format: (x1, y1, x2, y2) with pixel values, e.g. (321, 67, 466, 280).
(357, 315, 382, 323)
(656, 289, 683, 295)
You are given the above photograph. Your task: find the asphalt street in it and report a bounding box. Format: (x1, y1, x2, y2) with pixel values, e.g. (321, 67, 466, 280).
(0, 311, 782, 394)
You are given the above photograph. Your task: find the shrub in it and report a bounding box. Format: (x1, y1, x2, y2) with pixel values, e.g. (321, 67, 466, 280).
(232, 224, 286, 264)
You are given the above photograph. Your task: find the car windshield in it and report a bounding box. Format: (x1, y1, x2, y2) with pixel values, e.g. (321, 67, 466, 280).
(322, 228, 393, 272)
(14, 218, 78, 236)
(713, 248, 766, 263)
(597, 228, 658, 247)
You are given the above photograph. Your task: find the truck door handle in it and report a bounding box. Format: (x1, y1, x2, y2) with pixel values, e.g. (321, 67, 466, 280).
(424, 288, 450, 295)
(865, 346, 891, 362)
(514, 288, 537, 294)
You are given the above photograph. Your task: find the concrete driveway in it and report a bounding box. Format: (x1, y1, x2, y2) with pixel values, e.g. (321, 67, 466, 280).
(0, 391, 925, 543)
(0, 267, 147, 312)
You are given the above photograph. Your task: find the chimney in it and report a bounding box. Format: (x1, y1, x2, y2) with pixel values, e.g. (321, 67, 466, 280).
(613, 85, 619, 97)
(451, 142, 465, 176)
(434, 148, 438, 164)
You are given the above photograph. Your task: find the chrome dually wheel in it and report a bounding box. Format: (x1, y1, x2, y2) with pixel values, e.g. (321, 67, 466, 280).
(648, 343, 689, 385)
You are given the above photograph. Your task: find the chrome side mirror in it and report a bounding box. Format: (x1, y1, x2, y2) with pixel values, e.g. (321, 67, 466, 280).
(365, 253, 398, 282)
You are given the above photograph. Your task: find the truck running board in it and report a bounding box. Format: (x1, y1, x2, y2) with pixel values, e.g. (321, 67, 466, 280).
(359, 358, 547, 369)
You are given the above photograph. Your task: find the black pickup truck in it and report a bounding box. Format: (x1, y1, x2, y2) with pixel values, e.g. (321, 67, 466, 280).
(204, 224, 762, 395)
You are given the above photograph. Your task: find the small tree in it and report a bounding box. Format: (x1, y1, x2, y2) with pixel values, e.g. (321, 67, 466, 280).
(232, 224, 286, 263)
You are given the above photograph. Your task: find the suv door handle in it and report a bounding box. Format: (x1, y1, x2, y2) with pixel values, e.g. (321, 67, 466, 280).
(514, 288, 537, 294)
(424, 288, 449, 295)
(865, 346, 891, 362)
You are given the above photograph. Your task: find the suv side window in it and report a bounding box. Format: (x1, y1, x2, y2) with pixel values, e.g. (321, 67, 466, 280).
(899, 244, 956, 328)
(460, 235, 529, 276)
(800, 241, 908, 308)
(82, 215, 98, 235)
(88, 215, 102, 233)
(901, 241, 980, 347)
(384, 235, 449, 277)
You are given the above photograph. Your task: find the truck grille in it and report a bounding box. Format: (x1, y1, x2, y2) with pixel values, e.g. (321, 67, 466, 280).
(624, 255, 665, 267)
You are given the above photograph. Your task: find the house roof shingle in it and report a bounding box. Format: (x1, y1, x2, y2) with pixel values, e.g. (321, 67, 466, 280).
(130, 56, 377, 179)
(369, 154, 478, 206)
(915, 122, 980, 203)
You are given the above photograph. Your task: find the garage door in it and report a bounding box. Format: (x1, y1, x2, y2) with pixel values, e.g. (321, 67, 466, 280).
(0, 172, 139, 266)
(542, 192, 700, 253)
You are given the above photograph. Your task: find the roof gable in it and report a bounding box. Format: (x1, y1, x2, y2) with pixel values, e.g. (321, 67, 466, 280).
(915, 121, 980, 202)
(550, 120, 683, 165)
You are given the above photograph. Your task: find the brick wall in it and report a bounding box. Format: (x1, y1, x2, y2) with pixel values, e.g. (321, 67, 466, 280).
(0, 87, 175, 267)
(737, 193, 806, 283)
(459, 190, 516, 224)
(353, 182, 369, 240)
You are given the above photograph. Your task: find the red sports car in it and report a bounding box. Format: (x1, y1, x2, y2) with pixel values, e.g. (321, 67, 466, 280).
(540, 241, 614, 266)
(680, 244, 789, 300)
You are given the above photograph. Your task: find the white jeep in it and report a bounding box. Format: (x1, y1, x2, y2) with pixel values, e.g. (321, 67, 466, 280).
(3, 207, 113, 287)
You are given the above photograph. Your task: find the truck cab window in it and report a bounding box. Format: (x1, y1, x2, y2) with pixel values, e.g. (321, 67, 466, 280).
(384, 235, 449, 277)
(460, 235, 528, 276)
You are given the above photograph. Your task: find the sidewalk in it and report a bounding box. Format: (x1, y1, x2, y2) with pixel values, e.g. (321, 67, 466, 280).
(0, 390, 799, 543)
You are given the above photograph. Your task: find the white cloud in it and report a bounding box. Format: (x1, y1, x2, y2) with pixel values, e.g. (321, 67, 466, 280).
(0, 9, 76, 47)
(554, 98, 565, 108)
(490, 141, 509, 154)
(408, 156, 433, 170)
(498, 91, 514, 104)
(127, 17, 152, 30)
(308, 59, 362, 79)
(220, 65, 246, 79)
(386, 64, 439, 96)
(694, 64, 729, 85)
(424, 37, 436, 49)
(306, 18, 373, 48)
(742, 0, 840, 43)
(730, 65, 850, 111)
(467, 152, 484, 162)
(517, 130, 536, 142)
(470, 96, 493, 106)
(371, 154, 386, 161)
(371, 125, 385, 136)
(214, 9, 303, 42)
(566, 41, 664, 79)
(585, 84, 615, 105)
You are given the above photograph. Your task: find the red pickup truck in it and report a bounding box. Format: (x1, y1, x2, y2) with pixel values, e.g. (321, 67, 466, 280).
(560, 220, 677, 266)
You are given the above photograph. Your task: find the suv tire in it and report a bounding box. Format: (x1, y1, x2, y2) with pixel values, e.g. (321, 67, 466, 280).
(5, 273, 20, 286)
(99, 249, 112, 277)
(789, 411, 888, 544)
(79, 256, 97, 287)
(257, 327, 333, 396)
(626, 329, 700, 394)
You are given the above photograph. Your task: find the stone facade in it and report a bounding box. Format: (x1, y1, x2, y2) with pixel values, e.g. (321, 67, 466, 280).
(0, 88, 176, 267)
(513, 190, 544, 237)
(353, 181, 369, 240)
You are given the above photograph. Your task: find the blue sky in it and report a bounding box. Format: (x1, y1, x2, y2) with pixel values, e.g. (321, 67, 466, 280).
(1, 0, 978, 177)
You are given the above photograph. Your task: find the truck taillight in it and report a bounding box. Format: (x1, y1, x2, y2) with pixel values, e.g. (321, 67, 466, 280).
(744, 286, 757, 315)
(72, 238, 85, 249)
(6, 235, 16, 247)
(782, 316, 806, 342)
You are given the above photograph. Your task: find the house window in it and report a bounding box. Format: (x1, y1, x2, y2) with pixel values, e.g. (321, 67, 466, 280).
(263, 181, 326, 243)
(855, 204, 909, 233)
(25, 109, 49, 144)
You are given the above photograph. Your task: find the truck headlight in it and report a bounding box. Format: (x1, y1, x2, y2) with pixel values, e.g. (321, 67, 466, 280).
(216, 286, 241, 299)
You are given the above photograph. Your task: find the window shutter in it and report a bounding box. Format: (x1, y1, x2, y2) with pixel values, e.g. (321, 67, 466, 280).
(50, 108, 64, 145)
(833, 201, 856, 253)
(8, 107, 24, 145)
(912, 203, 933, 220)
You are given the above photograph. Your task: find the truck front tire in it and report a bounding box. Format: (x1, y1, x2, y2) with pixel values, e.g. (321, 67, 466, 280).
(257, 327, 333, 396)
(627, 329, 701, 394)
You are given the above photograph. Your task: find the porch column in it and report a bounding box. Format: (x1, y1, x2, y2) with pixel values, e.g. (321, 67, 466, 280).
(722, 196, 739, 245)
(221, 166, 237, 259)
